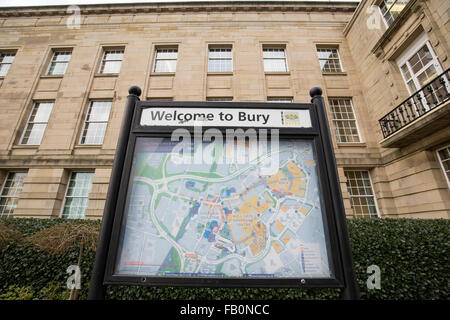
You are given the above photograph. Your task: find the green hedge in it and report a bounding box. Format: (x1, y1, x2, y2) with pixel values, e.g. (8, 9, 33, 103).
(0, 218, 448, 300)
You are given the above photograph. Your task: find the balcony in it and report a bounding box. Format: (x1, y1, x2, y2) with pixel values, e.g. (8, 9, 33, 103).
(379, 69, 450, 148)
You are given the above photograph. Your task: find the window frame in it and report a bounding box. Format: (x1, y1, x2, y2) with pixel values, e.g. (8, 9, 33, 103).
(344, 170, 380, 218)
(436, 145, 450, 188)
(0, 51, 16, 77)
(20, 101, 54, 146)
(46, 49, 72, 76)
(328, 98, 362, 144)
(208, 45, 233, 73)
(267, 97, 293, 103)
(378, 0, 410, 27)
(396, 33, 443, 95)
(79, 100, 112, 145)
(0, 171, 27, 217)
(262, 46, 288, 73)
(153, 47, 178, 73)
(316, 47, 344, 73)
(60, 171, 94, 219)
(98, 48, 125, 74)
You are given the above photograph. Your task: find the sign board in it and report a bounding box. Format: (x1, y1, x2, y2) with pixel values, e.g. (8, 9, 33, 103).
(140, 107, 312, 128)
(115, 136, 334, 280)
(92, 92, 358, 297)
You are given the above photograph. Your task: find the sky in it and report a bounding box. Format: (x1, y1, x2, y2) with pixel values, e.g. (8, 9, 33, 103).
(0, 0, 359, 8)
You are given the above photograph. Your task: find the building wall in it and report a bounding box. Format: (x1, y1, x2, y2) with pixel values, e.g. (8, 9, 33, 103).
(344, 0, 450, 218)
(0, 1, 448, 219)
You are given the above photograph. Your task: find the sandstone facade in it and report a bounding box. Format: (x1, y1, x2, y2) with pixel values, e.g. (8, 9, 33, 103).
(0, 0, 448, 219)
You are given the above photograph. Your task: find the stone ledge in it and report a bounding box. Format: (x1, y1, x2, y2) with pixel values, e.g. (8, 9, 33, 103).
(322, 72, 348, 76)
(337, 142, 367, 148)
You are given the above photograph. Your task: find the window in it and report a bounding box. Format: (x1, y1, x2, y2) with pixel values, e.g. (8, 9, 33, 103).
(206, 97, 233, 102)
(21, 102, 53, 145)
(317, 47, 343, 73)
(61, 172, 94, 219)
(208, 46, 232, 72)
(47, 50, 72, 76)
(0, 172, 27, 217)
(267, 98, 293, 103)
(396, 33, 446, 111)
(344, 170, 379, 218)
(263, 47, 288, 72)
(80, 101, 112, 145)
(437, 146, 450, 188)
(397, 34, 442, 93)
(98, 49, 124, 74)
(379, 0, 410, 26)
(328, 98, 361, 143)
(0, 52, 15, 77)
(153, 47, 178, 73)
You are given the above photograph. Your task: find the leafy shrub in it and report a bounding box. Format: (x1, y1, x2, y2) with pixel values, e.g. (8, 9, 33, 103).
(0, 285, 35, 300)
(0, 218, 448, 300)
(347, 218, 449, 300)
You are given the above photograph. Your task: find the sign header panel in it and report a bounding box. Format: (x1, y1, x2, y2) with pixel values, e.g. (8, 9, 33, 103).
(140, 107, 312, 128)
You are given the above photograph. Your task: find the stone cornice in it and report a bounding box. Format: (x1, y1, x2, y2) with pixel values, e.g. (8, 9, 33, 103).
(0, 1, 358, 18)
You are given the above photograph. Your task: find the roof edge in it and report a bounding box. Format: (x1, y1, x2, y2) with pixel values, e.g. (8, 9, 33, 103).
(0, 1, 359, 17)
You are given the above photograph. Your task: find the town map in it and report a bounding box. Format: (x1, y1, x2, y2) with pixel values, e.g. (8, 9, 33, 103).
(116, 137, 332, 279)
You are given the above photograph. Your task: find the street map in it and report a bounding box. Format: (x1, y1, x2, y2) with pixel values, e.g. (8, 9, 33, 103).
(116, 137, 332, 279)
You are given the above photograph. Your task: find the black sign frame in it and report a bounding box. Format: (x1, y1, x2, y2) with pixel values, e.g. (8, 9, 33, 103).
(88, 86, 359, 299)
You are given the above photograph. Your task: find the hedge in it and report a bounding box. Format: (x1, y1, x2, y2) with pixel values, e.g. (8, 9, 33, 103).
(0, 217, 448, 300)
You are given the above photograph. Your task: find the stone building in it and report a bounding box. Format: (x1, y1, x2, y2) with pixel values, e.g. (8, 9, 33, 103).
(0, 0, 448, 220)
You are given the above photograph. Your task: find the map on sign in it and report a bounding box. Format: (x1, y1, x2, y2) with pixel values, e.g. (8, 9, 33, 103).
(116, 137, 332, 279)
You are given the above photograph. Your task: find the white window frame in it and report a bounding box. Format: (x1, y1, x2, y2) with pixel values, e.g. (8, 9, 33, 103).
(20, 101, 54, 145)
(377, 5, 390, 29)
(396, 33, 444, 95)
(46, 50, 72, 76)
(344, 170, 380, 218)
(60, 171, 94, 219)
(263, 46, 288, 72)
(0, 171, 27, 217)
(98, 48, 124, 74)
(436, 145, 450, 188)
(79, 101, 112, 145)
(328, 98, 362, 144)
(267, 97, 293, 103)
(395, 33, 448, 112)
(0, 51, 16, 77)
(316, 47, 344, 73)
(153, 47, 178, 73)
(378, 0, 410, 27)
(208, 46, 233, 73)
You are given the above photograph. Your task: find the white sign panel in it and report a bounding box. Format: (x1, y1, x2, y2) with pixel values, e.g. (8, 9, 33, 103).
(140, 108, 312, 128)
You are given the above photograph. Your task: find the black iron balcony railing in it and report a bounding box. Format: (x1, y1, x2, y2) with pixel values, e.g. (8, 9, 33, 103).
(379, 68, 449, 139)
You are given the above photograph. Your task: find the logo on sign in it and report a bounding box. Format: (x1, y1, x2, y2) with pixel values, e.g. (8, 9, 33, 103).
(282, 111, 301, 127)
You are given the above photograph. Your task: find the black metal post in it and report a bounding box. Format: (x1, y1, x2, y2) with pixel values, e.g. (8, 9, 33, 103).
(88, 86, 141, 300)
(310, 87, 360, 300)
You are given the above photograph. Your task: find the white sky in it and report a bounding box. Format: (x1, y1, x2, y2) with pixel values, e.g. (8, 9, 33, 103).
(0, 0, 359, 8)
